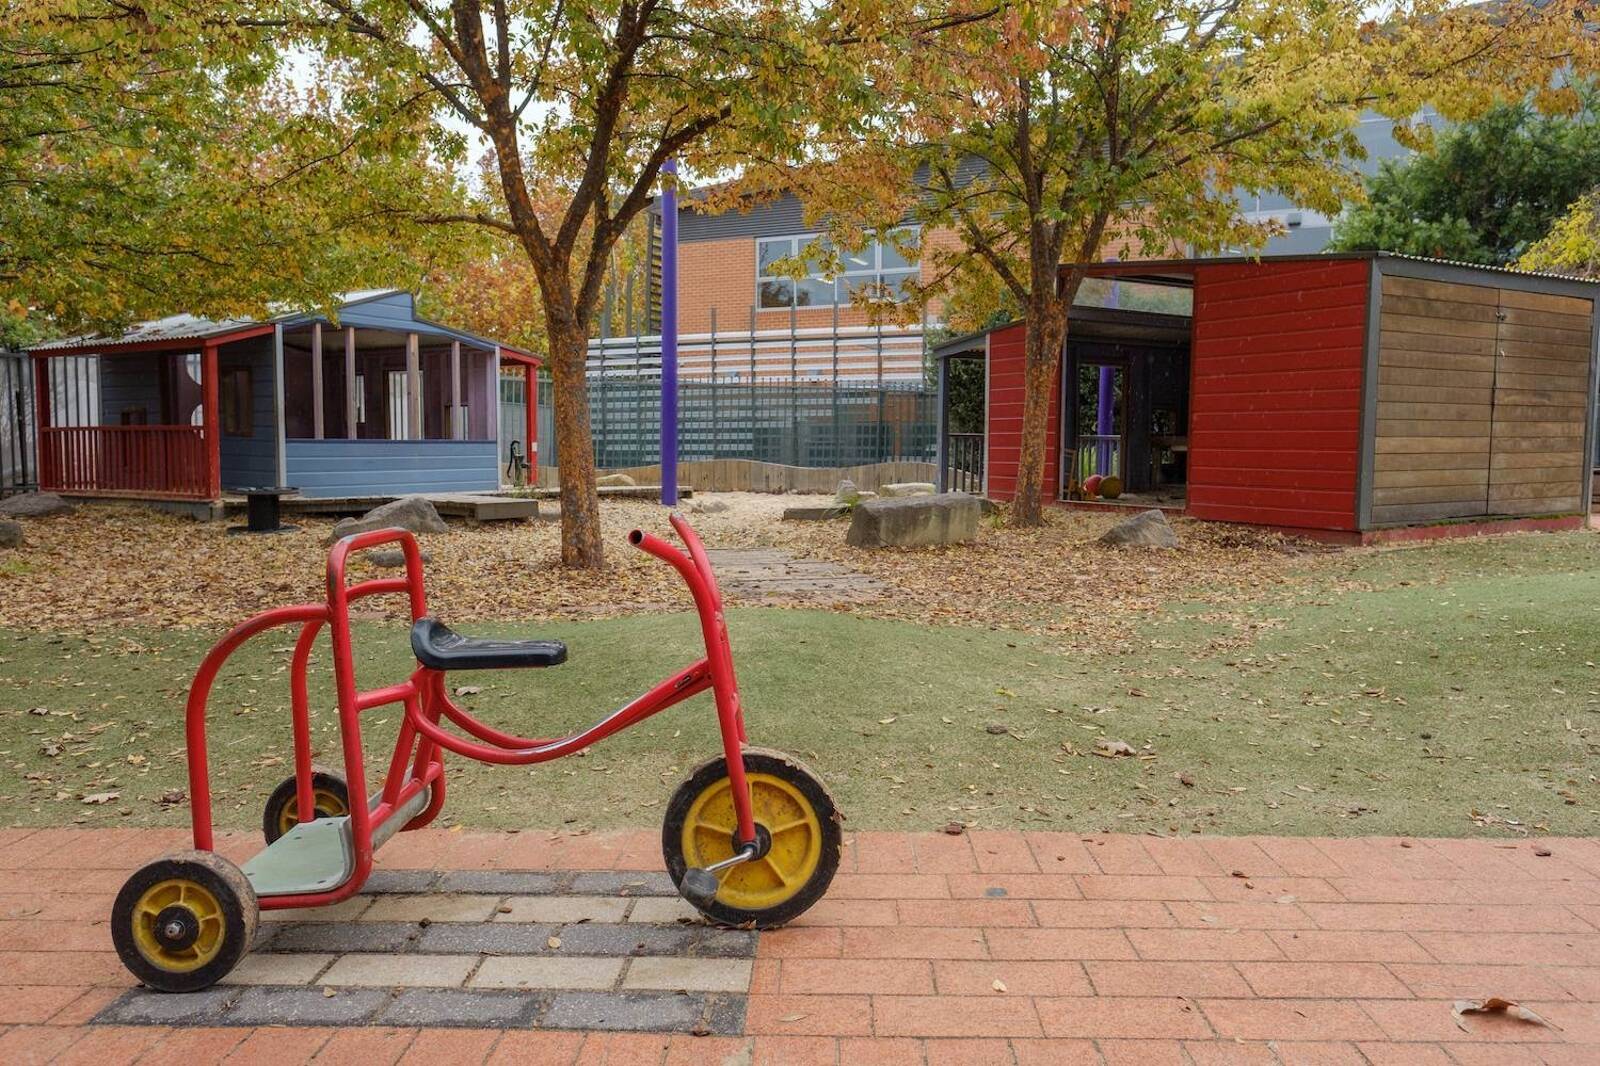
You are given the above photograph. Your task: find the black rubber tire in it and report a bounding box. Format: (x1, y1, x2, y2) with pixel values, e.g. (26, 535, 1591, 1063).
(262, 766, 350, 845)
(662, 747, 842, 929)
(111, 849, 258, 993)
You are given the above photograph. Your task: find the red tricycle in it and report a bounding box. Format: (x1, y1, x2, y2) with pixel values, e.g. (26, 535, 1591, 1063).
(111, 514, 841, 992)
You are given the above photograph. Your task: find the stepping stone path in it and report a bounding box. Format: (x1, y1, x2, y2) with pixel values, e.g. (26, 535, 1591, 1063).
(96, 870, 752, 1035)
(704, 548, 881, 603)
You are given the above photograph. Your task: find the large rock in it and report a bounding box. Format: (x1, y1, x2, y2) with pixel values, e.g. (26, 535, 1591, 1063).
(0, 519, 21, 548)
(596, 473, 637, 488)
(329, 495, 449, 543)
(834, 479, 860, 505)
(0, 492, 75, 518)
(846, 492, 980, 548)
(1099, 508, 1179, 548)
(880, 482, 936, 498)
(365, 547, 434, 568)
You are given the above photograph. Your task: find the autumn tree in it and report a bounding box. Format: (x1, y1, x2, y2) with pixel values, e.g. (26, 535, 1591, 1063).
(889, 0, 1594, 525)
(256, 0, 957, 568)
(2, 3, 477, 332)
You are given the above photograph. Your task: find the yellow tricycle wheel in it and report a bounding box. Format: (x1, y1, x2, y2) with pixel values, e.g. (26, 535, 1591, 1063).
(663, 748, 841, 928)
(112, 850, 257, 992)
(262, 766, 350, 844)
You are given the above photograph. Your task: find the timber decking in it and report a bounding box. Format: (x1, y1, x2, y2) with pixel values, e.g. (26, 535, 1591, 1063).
(246, 492, 540, 523)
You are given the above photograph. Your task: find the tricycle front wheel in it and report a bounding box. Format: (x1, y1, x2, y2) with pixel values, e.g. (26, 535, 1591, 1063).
(662, 748, 841, 928)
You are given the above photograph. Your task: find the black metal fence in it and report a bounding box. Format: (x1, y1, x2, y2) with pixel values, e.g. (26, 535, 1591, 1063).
(1, 352, 35, 497)
(945, 433, 984, 494)
(532, 374, 937, 471)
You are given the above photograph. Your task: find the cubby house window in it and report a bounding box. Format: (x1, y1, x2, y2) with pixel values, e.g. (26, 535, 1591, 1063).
(756, 228, 919, 309)
(221, 368, 252, 436)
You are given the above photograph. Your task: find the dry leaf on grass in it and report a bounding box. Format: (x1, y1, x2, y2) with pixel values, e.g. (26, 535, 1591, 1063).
(1451, 997, 1560, 1032)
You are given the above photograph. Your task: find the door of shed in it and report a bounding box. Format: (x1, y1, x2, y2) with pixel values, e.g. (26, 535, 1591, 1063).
(1362, 262, 1598, 528)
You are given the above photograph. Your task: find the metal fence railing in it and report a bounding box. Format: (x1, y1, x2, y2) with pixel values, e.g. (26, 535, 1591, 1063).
(1, 352, 36, 498)
(579, 375, 936, 471)
(945, 433, 984, 494)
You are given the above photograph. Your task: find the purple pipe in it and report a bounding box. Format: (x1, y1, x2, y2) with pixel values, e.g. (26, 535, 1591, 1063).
(660, 159, 679, 506)
(1095, 267, 1119, 476)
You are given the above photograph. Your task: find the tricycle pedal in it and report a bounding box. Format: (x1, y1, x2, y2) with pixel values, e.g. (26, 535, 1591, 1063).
(679, 867, 721, 907)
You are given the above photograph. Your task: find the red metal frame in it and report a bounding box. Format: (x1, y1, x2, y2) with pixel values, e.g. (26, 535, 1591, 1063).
(183, 514, 753, 909)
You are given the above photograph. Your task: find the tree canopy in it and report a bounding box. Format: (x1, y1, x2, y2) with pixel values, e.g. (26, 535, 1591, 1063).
(1329, 93, 1600, 265)
(2, 4, 481, 334)
(804, 0, 1595, 525)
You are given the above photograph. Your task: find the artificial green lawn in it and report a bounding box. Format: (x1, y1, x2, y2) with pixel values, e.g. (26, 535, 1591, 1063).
(1, 531, 1596, 837)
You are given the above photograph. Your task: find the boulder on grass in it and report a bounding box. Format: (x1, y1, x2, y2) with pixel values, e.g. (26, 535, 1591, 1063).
(0, 492, 75, 518)
(329, 495, 449, 543)
(880, 482, 936, 498)
(846, 492, 980, 548)
(597, 473, 636, 488)
(364, 547, 434, 568)
(0, 519, 21, 548)
(1099, 508, 1179, 548)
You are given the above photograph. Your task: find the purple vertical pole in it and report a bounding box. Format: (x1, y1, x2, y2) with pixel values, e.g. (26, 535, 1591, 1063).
(1096, 262, 1120, 476)
(661, 159, 679, 506)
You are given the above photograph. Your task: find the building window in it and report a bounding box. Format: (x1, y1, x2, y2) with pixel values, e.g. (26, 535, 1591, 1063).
(221, 368, 252, 436)
(756, 228, 919, 309)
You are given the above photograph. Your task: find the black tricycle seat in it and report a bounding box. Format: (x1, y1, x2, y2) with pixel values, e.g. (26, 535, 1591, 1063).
(410, 617, 568, 671)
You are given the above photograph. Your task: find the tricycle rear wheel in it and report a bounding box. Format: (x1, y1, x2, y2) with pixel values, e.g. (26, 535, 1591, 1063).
(111, 850, 258, 992)
(662, 748, 841, 928)
(262, 766, 350, 844)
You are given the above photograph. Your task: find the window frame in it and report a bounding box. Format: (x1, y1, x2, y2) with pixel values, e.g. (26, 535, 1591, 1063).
(755, 227, 921, 310)
(220, 366, 253, 437)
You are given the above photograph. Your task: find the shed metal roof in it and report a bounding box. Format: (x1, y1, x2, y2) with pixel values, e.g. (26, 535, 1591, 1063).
(29, 289, 533, 361)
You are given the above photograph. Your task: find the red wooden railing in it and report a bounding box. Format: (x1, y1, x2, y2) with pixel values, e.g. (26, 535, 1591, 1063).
(40, 425, 210, 499)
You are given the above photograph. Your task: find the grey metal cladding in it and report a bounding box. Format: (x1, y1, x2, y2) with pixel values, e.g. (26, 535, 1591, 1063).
(674, 156, 992, 244)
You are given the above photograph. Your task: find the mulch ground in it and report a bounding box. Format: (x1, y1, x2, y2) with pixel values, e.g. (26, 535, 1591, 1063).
(1, 826, 1596, 1063)
(0, 495, 1330, 649)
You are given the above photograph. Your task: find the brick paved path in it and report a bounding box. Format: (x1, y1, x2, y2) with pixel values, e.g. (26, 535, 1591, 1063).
(1, 827, 1597, 1064)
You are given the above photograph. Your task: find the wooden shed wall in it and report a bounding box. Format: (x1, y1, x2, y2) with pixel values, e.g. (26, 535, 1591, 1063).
(982, 323, 1061, 502)
(1370, 274, 1593, 525)
(1185, 259, 1369, 531)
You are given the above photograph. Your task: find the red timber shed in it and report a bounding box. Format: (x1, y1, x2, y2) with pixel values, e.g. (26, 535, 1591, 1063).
(934, 253, 1600, 541)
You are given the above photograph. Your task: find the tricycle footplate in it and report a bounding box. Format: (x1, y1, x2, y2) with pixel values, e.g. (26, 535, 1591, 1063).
(243, 816, 354, 896)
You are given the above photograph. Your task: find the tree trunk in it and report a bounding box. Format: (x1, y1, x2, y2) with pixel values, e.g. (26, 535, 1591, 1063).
(546, 318, 605, 567)
(1009, 296, 1070, 526)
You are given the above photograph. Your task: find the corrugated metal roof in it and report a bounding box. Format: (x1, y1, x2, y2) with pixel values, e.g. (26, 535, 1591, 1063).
(25, 288, 536, 357)
(30, 313, 266, 351)
(1070, 250, 1600, 288)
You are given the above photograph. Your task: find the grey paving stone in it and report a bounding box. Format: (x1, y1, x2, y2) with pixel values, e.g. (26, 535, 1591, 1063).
(688, 928, 760, 958)
(553, 923, 702, 958)
(540, 989, 708, 1033)
(623, 956, 752, 993)
(376, 988, 540, 1028)
(415, 922, 558, 955)
(320, 952, 477, 987)
(363, 894, 500, 923)
(364, 870, 442, 893)
(497, 895, 629, 924)
(568, 872, 676, 897)
(437, 870, 561, 895)
(259, 921, 421, 955)
(220, 952, 335, 986)
(97, 988, 237, 1026)
(221, 985, 389, 1026)
(472, 955, 624, 990)
(705, 993, 749, 1036)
